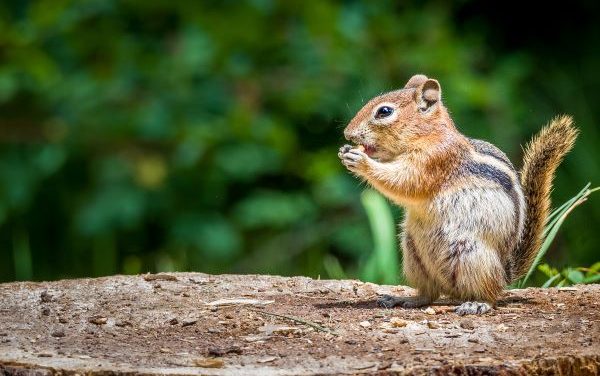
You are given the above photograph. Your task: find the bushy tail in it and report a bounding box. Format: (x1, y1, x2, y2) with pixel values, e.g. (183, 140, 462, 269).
(513, 115, 578, 279)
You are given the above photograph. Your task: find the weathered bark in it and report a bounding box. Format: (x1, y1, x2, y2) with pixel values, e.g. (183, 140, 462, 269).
(0, 273, 598, 375)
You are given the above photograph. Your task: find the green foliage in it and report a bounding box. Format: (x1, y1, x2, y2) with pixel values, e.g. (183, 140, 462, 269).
(538, 262, 600, 287)
(0, 1, 599, 282)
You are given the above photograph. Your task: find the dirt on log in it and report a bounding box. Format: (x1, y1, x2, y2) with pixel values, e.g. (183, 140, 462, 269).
(0, 273, 598, 375)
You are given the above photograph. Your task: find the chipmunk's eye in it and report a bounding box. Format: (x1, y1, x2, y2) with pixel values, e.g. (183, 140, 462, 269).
(375, 106, 394, 119)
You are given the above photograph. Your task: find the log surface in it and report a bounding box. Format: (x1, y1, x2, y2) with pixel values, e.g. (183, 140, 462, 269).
(0, 273, 598, 375)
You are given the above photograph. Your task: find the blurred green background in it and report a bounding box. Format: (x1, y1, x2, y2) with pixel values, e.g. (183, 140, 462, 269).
(1, 1, 598, 284)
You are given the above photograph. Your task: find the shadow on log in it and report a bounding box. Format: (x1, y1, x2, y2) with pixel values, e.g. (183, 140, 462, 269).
(0, 273, 598, 375)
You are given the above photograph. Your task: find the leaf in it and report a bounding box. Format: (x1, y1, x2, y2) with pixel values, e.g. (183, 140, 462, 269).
(565, 269, 584, 284)
(537, 263, 558, 278)
(583, 274, 600, 284)
(587, 262, 600, 275)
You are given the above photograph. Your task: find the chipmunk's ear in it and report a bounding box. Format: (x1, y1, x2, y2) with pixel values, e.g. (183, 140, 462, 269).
(415, 78, 441, 112)
(404, 74, 428, 89)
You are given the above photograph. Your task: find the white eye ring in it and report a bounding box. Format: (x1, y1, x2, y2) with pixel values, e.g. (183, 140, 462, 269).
(371, 102, 397, 124)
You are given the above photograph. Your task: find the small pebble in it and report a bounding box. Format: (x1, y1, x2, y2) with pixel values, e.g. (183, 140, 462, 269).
(88, 316, 108, 325)
(390, 318, 407, 328)
(193, 358, 224, 368)
(208, 346, 242, 356)
(182, 319, 198, 327)
(423, 307, 436, 315)
(40, 291, 53, 303)
(51, 330, 65, 338)
(257, 356, 279, 363)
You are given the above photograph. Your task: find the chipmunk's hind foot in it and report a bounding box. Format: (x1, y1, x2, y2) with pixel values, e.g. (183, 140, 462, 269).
(455, 301, 492, 315)
(377, 295, 432, 309)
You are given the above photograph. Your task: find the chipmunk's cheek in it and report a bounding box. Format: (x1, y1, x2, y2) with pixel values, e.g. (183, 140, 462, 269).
(374, 149, 396, 162)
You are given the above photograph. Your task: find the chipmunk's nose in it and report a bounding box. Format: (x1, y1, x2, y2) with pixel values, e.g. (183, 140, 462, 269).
(343, 128, 352, 141)
(344, 125, 360, 143)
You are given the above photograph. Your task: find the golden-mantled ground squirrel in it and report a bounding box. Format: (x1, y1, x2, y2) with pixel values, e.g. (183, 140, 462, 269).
(339, 74, 578, 315)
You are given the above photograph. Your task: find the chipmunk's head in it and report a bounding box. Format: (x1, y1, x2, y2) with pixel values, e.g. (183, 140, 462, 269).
(343, 74, 452, 162)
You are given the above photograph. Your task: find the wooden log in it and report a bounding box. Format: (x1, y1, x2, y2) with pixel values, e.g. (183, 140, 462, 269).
(0, 273, 598, 375)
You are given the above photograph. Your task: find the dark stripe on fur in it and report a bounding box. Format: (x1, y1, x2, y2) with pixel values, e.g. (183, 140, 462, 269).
(503, 188, 522, 281)
(405, 234, 430, 280)
(503, 256, 514, 283)
(448, 239, 473, 288)
(469, 138, 516, 171)
(464, 161, 513, 192)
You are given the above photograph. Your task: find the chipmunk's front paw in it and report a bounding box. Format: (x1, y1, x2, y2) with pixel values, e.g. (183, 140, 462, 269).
(455, 301, 492, 315)
(338, 145, 369, 173)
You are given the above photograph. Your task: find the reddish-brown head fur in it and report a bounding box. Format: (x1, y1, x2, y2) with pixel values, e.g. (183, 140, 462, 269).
(344, 74, 460, 162)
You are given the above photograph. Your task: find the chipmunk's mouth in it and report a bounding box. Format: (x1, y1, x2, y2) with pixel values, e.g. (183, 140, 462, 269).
(362, 144, 377, 157)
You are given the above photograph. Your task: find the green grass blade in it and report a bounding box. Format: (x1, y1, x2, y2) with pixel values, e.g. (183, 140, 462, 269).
(520, 202, 576, 287)
(519, 184, 597, 288)
(542, 183, 590, 237)
(323, 255, 347, 280)
(544, 196, 577, 227)
(360, 189, 398, 285)
(541, 273, 561, 288)
(545, 183, 590, 224)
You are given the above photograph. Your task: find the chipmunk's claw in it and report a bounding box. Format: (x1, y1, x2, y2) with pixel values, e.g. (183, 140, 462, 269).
(339, 144, 353, 154)
(339, 146, 368, 171)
